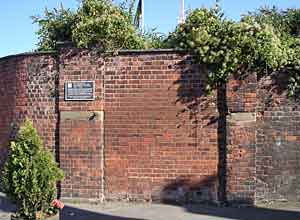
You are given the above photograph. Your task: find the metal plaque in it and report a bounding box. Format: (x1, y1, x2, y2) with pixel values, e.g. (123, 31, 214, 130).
(64, 81, 95, 101)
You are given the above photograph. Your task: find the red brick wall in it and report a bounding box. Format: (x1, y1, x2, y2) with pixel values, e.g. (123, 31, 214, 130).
(2, 48, 300, 204)
(103, 52, 219, 202)
(225, 75, 257, 204)
(59, 112, 103, 200)
(226, 72, 300, 204)
(16, 55, 58, 152)
(256, 73, 300, 203)
(57, 49, 219, 202)
(0, 54, 57, 170)
(0, 57, 17, 169)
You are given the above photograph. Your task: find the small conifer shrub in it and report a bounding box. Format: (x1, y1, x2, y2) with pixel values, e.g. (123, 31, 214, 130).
(1, 119, 64, 220)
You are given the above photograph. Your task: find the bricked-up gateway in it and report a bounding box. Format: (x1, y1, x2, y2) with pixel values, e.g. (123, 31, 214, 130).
(0, 43, 300, 204)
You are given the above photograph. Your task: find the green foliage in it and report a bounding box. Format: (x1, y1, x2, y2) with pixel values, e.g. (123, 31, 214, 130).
(33, 0, 165, 51)
(73, 0, 145, 50)
(143, 29, 167, 49)
(166, 2, 300, 97)
(33, 0, 300, 98)
(246, 6, 300, 37)
(32, 4, 77, 51)
(1, 119, 64, 220)
(246, 7, 300, 98)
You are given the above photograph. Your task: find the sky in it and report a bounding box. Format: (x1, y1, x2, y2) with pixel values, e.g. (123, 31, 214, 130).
(1, 0, 300, 57)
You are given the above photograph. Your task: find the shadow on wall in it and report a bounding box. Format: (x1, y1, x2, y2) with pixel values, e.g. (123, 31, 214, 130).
(256, 70, 300, 202)
(158, 174, 253, 205)
(258, 70, 300, 109)
(171, 58, 215, 128)
(171, 58, 228, 203)
(158, 175, 300, 220)
(172, 59, 300, 205)
(159, 175, 218, 204)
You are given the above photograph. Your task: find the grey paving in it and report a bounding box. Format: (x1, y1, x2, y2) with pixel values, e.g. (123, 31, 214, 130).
(0, 193, 15, 220)
(2, 193, 300, 220)
(61, 202, 300, 220)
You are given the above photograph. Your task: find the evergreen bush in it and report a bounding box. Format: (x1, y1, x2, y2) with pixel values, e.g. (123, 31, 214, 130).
(1, 119, 64, 220)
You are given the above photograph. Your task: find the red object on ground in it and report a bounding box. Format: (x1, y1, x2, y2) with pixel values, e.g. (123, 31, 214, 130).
(51, 199, 65, 210)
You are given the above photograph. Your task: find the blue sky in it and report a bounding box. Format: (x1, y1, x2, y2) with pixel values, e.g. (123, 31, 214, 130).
(1, 0, 300, 57)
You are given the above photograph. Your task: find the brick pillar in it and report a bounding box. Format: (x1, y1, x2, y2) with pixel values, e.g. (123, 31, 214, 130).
(59, 111, 104, 201)
(225, 74, 257, 204)
(57, 45, 105, 201)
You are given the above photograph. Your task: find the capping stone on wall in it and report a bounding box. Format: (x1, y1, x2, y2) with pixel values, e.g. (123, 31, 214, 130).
(60, 111, 103, 121)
